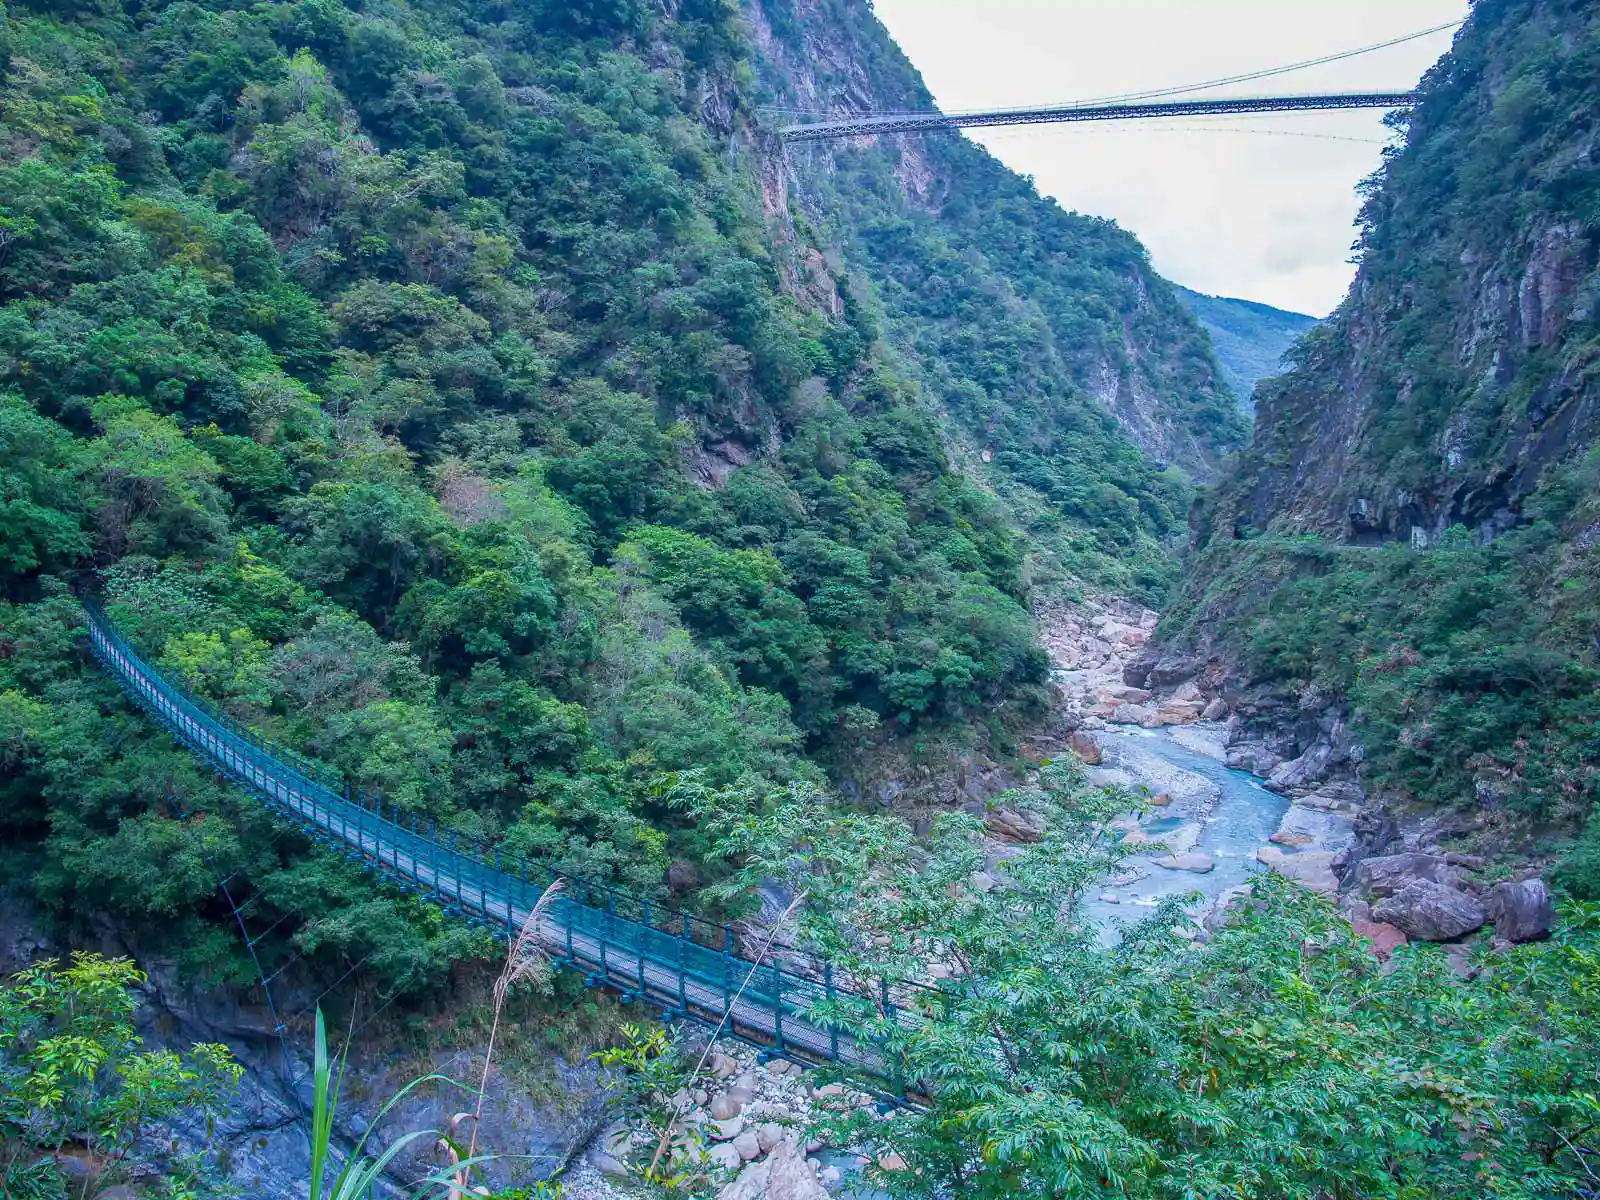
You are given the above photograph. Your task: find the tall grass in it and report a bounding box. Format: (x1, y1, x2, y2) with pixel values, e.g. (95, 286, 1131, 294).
(307, 882, 573, 1198)
(307, 1009, 490, 1200)
(466, 881, 566, 1165)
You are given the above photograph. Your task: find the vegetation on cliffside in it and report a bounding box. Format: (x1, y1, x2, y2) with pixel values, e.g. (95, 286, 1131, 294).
(1174, 286, 1317, 414)
(0, 0, 1245, 999)
(1161, 0, 1600, 872)
(0, 0, 1050, 992)
(750, 0, 1247, 603)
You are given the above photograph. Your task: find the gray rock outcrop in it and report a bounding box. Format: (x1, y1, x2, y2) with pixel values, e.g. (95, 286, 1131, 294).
(1373, 881, 1487, 942)
(1349, 853, 1471, 898)
(1484, 878, 1554, 942)
(984, 806, 1047, 844)
(716, 1140, 828, 1200)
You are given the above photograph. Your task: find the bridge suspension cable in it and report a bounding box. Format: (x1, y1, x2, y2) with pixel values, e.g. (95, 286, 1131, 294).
(762, 17, 1460, 126)
(1034, 17, 1461, 111)
(778, 92, 1417, 144)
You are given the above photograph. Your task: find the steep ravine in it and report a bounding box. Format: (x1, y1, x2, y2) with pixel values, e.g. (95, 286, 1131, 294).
(1146, 0, 1599, 902)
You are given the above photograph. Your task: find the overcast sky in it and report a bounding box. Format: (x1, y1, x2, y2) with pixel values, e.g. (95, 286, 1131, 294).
(868, 1, 1469, 317)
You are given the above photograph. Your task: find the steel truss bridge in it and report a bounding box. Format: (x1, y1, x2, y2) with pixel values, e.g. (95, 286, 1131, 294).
(778, 91, 1416, 143)
(85, 605, 929, 1084)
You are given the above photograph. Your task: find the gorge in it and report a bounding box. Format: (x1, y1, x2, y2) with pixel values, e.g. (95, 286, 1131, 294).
(0, 0, 1597, 1197)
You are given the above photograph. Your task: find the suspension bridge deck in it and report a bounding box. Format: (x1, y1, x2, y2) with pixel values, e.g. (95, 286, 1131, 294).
(778, 91, 1416, 142)
(85, 607, 922, 1080)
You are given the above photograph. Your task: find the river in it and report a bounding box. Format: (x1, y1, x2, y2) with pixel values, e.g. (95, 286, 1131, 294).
(1081, 725, 1289, 933)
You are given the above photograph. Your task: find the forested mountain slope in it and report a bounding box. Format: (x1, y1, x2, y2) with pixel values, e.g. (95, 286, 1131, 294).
(746, 0, 1247, 601)
(1175, 286, 1318, 414)
(8, 2, 1600, 1195)
(0, 0, 1235, 988)
(1153, 0, 1600, 879)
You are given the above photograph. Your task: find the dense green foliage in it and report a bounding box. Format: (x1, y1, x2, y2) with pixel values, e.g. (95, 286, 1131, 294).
(1174, 286, 1317, 415)
(0, 0, 1097, 988)
(6, 0, 1599, 1193)
(1162, 0, 1600, 849)
(1167, 453, 1600, 829)
(0, 954, 241, 1198)
(750, 0, 1245, 602)
(704, 771, 1600, 1198)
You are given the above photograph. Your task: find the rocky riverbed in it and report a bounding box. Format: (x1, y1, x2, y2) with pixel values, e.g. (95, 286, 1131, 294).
(1041, 594, 1558, 954)
(564, 1041, 893, 1200)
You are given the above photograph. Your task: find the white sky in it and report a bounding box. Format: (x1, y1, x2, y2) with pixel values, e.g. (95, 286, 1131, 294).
(869, 1, 1469, 316)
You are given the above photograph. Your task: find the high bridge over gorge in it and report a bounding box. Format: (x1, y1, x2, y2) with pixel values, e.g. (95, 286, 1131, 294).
(770, 17, 1461, 146)
(777, 91, 1417, 143)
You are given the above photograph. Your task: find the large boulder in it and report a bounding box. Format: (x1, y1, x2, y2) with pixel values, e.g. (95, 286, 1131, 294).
(985, 806, 1046, 845)
(1157, 699, 1207, 726)
(1349, 853, 1471, 898)
(1484, 878, 1554, 942)
(1373, 881, 1486, 942)
(1122, 651, 1158, 689)
(1296, 782, 1365, 814)
(1153, 852, 1215, 874)
(1340, 805, 1404, 870)
(1066, 732, 1103, 766)
(1257, 845, 1339, 894)
(1264, 744, 1336, 794)
(720, 1145, 832, 1200)
(1146, 654, 1203, 688)
(1101, 683, 1154, 703)
(1109, 702, 1161, 728)
(1269, 803, 1354, 852)
(1225, 741, 1284, 776)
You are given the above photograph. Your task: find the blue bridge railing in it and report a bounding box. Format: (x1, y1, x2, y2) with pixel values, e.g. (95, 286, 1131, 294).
(84, 604, 928, 1077)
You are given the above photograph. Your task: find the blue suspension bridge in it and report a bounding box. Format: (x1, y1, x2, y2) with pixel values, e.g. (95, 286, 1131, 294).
(777, 91, 1416, 143)
(84, 605, 927, 1082)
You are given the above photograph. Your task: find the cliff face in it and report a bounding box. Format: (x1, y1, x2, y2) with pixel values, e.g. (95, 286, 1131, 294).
(743, 0, 1247, 599)
(1216, 0, 1600, 547)
(1150, 0, 1600, 851)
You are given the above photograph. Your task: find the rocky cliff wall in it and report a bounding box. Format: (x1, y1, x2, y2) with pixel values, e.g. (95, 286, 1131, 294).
(1148, 0, 1600, 844)
(1212, 0, 1599, 546)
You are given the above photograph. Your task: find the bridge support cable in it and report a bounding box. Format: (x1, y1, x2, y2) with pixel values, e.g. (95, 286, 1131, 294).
(779, 91, 1416, 143)
(83, 604, 930, 1084)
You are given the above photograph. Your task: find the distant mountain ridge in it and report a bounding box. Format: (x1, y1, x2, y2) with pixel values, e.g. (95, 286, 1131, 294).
(1176, 287, 1319, 414)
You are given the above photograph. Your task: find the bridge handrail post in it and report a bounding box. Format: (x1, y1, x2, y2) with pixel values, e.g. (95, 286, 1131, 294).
(772, 965, 784, 1055)
(638, 898, 651, 995)
(429, 822, 439, 901)
(676, 931, 687, 1014)
(824, 964, 839, 1062)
